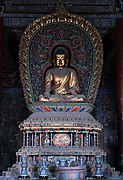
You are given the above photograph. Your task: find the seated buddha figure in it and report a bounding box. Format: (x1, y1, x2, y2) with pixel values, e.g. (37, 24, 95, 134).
(38, 46, 86, 102)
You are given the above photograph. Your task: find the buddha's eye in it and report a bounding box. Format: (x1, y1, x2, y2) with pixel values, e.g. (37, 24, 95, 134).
(56, 54, 65, 60)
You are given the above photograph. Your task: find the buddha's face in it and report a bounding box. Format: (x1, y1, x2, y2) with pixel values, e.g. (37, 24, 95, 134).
(56, 54, 65, 67)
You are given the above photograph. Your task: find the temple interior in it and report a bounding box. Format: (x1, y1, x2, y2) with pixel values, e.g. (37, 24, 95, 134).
(0, 0, 123, 179)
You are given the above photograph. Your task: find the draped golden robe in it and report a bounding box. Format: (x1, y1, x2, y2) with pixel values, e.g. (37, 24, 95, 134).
(45, 67, 80, 95)
(39, 67, 85, 102)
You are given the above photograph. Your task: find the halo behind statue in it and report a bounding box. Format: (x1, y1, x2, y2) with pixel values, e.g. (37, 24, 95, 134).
(19, 9, 103, 112)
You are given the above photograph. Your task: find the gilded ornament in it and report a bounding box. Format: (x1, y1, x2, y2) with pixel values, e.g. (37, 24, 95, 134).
(19, 8, 103, 107)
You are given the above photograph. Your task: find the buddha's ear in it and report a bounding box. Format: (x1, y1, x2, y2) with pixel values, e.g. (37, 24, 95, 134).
(53, 59, 56, 67)
(66, 59, 68, 67)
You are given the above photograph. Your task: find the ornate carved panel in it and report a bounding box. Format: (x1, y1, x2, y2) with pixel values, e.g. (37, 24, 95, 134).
(19, 9, 103, 108)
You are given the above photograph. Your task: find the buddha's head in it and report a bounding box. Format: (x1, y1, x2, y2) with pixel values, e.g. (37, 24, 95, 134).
(52, 46, 70, 67)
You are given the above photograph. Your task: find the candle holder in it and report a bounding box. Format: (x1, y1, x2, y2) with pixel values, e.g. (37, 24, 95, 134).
(94, 155, 103, 179)
(39, 159, 48, 179)
(18, 155, 29, 179)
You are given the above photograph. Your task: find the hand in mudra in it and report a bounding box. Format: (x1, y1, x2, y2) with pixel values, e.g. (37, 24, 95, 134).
(44, 91, 50, 99)
(68, 88, 78, 95)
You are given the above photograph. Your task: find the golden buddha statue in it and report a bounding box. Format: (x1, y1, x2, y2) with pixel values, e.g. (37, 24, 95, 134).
(38, 46, 86, 102)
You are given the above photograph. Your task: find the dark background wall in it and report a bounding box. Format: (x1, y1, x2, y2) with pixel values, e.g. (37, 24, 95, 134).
(0, 0, 123, 174)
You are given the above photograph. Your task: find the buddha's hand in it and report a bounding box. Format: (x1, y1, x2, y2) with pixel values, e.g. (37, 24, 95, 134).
(68, 88, 77, 95)
(44, 91, 50, 99)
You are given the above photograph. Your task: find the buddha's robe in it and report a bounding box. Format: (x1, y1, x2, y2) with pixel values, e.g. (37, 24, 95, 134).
(45, 67, 80, 95)
(39, 67, 85, 102)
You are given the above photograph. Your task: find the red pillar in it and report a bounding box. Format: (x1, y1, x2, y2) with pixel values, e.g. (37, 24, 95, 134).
(116, 19, 123, 161)
(0, 17, 4, 100)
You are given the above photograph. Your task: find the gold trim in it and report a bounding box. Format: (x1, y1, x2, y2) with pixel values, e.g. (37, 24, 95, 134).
(19, 9, 103, 106)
